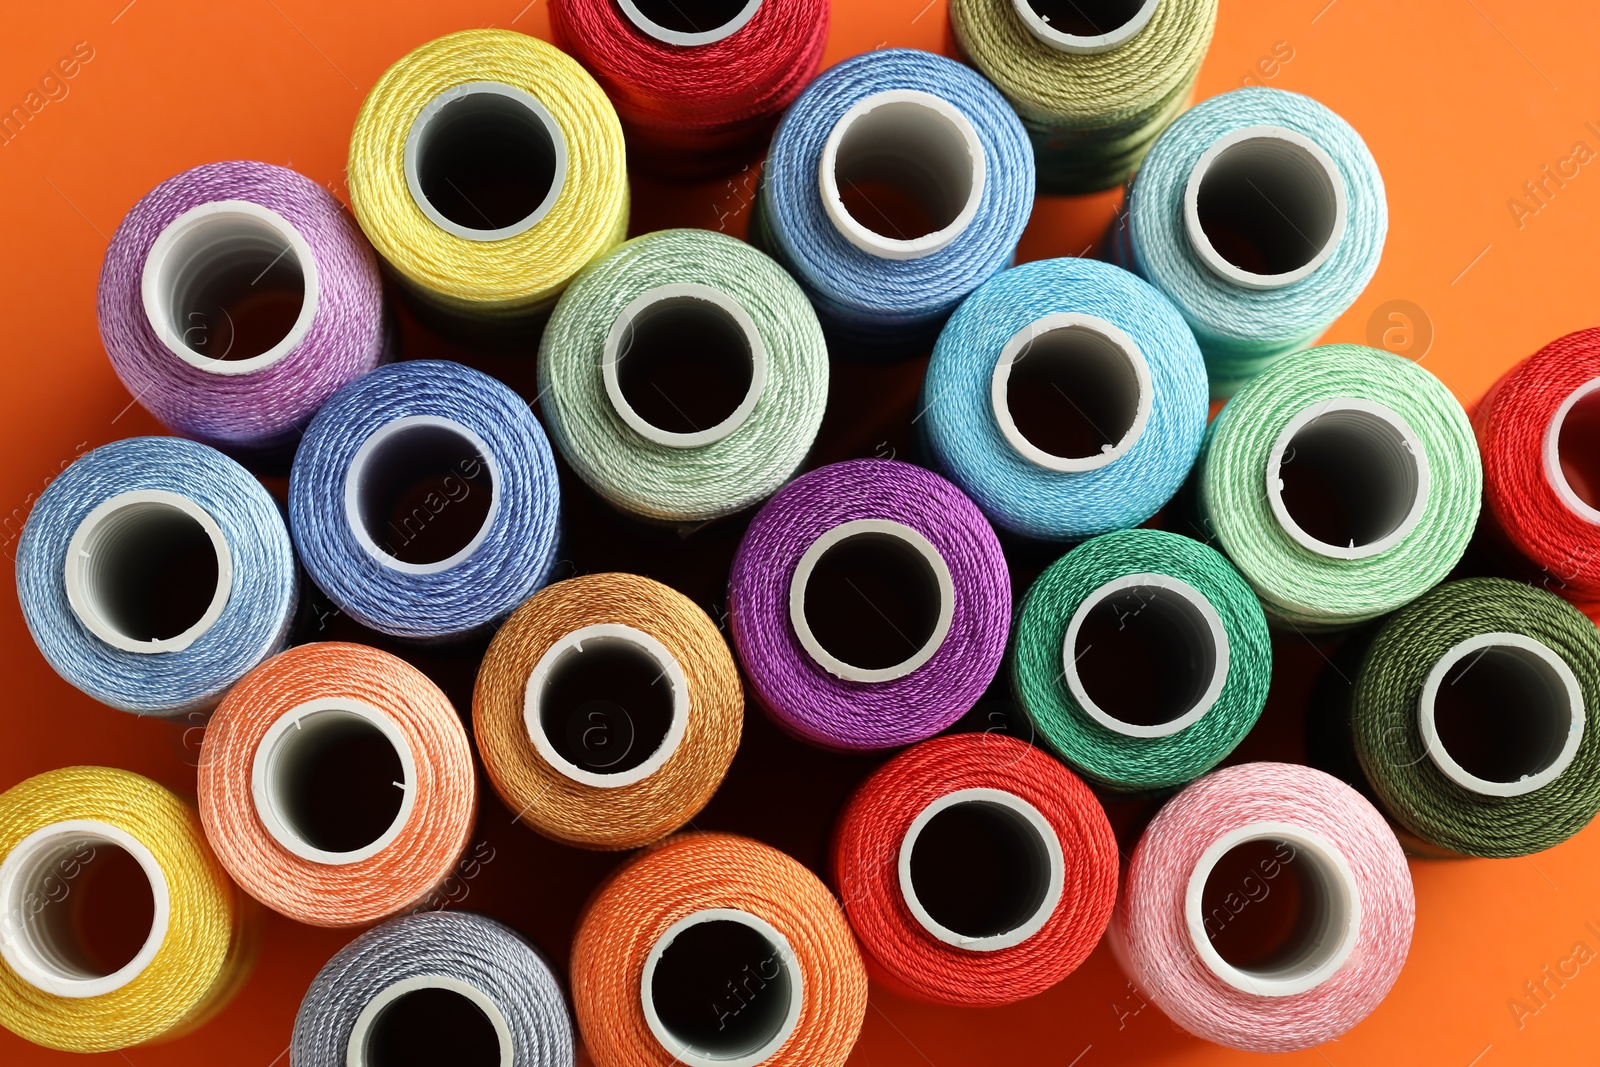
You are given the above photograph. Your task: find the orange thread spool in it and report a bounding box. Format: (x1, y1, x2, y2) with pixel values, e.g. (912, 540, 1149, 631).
(474, 573, 742, 851)
(197, 642, 476, 927)
(571, 832, 867, 1067)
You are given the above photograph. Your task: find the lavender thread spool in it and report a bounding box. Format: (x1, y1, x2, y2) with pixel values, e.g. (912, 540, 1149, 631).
(98, 161, 386, 457)
(728, 459, 1011, 750)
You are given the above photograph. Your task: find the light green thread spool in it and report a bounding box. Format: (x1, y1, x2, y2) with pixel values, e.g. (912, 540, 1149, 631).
(538, 228, 828, 524)
(948, 0, 1217, 194)
(1012, 529, 1271, 791)
(1198, 344, 1481, 630)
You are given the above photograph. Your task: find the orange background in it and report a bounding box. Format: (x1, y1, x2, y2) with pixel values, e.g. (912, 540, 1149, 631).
(3, 1, 1599, 1065)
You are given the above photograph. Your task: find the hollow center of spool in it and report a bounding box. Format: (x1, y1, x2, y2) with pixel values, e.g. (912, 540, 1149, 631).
(1266, 399, 1430, 560)
(603, 283, 769, 448)
(525, 625, 688, 788)
(1185, 824, 1360, 997)
(1010, 0, 1160, 53)
(141, 201, 317, 374)
(788, 520, 956, 684)
(642, 908, 803, 1067)
(1184, 126, 1348, 289)
(1547, 379, 1600, 524)
(252, 700, 417, 864)
(0, 820, 171, 998)
(346, 416, 498, 573)
(64, 490, 233, 655)
(820, 90, 986, 261)
(404, 82, 568, 242)
(363, 986, 505, 1067)
(991, 314, 1153, 472)
(1063, 574, 1229, 738)
(898, 789, 1064, 951)
(1418, 633, 1585, 798)
(617, 0, 764, 45)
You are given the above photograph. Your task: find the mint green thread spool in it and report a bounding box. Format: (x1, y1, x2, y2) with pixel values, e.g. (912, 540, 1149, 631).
(1012, 529, 1271, 792)
(1198, 345, 1481, 630)
(538, 229, 828, 524)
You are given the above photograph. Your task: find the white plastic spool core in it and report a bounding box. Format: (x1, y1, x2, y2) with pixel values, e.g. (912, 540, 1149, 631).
(819, 89, 987, 261)
(1544, 377, 1600, 525)
(345, 414, 500, 575)
(602, 283, 769, 448)
(251, 698, 418, 865)
(617, 0, 763, 46)
(990, 312, 1154, 472)
(1009, 0, 1161, 54)
(141, 199, 318, 374)
(1184, 822, 1361, 997)
(789, 519, 956, 683)
(1184, 125, 1348, 290)
(404, 81, 568, 242)
(1062, 572, 1230, 738)
(1266, 398, 1430, 560)
(63, 489, 234, 655)
(641, 907, 803, 1067)
(1417, 632, 1585, 798)
(347, 974, 514, 1067)
(0, 819, 170, 998)
(897, 788, 1065, 952)
(523, 623, 690, 789)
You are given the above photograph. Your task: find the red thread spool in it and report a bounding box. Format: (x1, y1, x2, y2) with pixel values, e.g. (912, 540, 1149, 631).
(551, 0, 828, 178)
(1475, 328, 1600, 620)
(831, 732, 1118, 1005)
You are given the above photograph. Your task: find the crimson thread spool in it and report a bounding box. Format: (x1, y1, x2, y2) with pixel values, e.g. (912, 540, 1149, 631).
(197, 642, 476, 927)
(551, 0, 828, 178)
(572, 832, 867, 1067)
(831, 732, 1117, 1005)
(1475, 328, 1600, 618)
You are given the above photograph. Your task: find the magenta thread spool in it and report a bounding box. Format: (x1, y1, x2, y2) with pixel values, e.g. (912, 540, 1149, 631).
(728, 459, 1011, 751)
(98, 161, 387, 456)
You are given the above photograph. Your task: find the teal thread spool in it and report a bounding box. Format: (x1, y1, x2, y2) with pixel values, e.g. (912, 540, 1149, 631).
(1012, 529, 1271, 791)
(538, 229, 828, 524)
(1197, 344, 1480, 630)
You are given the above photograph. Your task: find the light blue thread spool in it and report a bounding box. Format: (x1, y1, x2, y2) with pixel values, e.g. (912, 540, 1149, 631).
(921, 257, 1208, 542)
(755, 48, 1034, 360)
(15, 436, 297, 717)
(1115, 87, 1386, 397)
(289, 359, 560, 641)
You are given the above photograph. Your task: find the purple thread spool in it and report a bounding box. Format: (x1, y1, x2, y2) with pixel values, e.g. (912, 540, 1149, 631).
(97, 161, 386, 454)
(728, 458, 1011, 750)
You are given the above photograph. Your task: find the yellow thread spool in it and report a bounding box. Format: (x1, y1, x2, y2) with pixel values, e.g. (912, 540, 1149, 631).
(0, 767, 249, 1053)
(349, 29, 630, 324)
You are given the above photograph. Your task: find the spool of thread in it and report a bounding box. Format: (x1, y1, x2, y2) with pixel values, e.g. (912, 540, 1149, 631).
(0, 767, 248, 1053)
(1350, 578, 1600, 858)
(921, 257, 1207, 541)
(291, 910, 573, 1067)
(831, 732, 1116, 1005)
(1012, 529, 1271, 791)
(754, 48, 1034, 359)
(949, 0, 1217, 194)
(551, 0, 827, 178)
(348, 29, 629, 327)
(1116, 87, 1387, 396)
(197, 642, 476, 926)
(538, 228, 828, 524)
(97, 161, 386, 456)
(1197, 344, 1480, 630)
(474, 573, 743, 851)
(1474, 329, 1600, 617)
(728, 459, 1010, 751)
(15, 436, 296, 717)
(572, 832, 866, 1067)
(1119, 762, 1414, 1052)
(289, 359, 561, 642)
